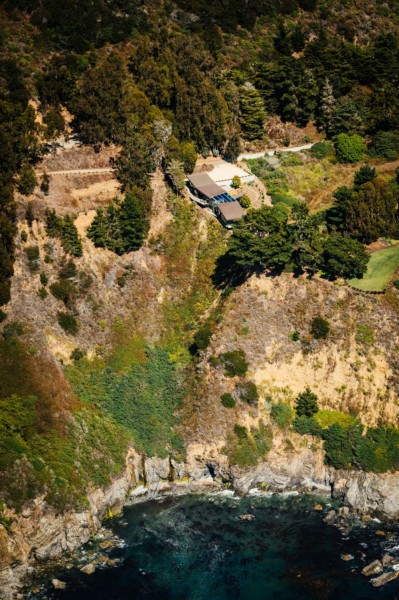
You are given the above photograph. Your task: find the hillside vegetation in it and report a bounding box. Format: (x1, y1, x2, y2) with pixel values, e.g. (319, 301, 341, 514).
(0, 0, 399, 521)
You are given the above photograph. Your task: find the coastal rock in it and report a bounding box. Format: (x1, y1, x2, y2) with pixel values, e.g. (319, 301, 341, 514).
(382, 554, 398, 567)
(80, 563, 96, 575)
(371, 570, 399, 587)
(51, 579, 66, 590)
(361, 560, 383, 577)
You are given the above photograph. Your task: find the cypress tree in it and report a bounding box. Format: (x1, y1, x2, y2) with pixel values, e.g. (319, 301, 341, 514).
(239, 83, 266, 141)
(119, 193, 147, 253)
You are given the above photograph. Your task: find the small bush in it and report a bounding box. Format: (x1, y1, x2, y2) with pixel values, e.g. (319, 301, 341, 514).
(59, 260, 77, 280)
(40, 272, 48, 286)
(24, 246, 40, 273)
(0, 281, 11, 306)
(295, 387, 319, 417)
(271, 402, 292, 428)
(311, 316, 330, 339)
(310, 142, 331, 159)
(38, 287, 48, 299)
(221, 393, 236, 408)
(193, 324, 212, 351)
(293, 415, 323, 436)
(290, 331, 300, 341)
(335, 133, 367, 164)
(57, 311, 79, 335)
(220, 349, 248, 377)
(239, 194, 251, 209)
(71, 348, 85, 361)
(20, 231, 28, 243)
(0, 309, 6, 323)
(232, 175, 241, 189)
(234, 424, 248, 440)
(394, 279, 399, 290)
(236, 380, 259, 405)
(354, 166, 376, 187)
(50, 280, 75, 305)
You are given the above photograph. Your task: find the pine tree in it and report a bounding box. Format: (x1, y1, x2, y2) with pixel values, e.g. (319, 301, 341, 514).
(118, 193, 147, 253)
(320, 78, 336, 136)
(60, 215, 83, 257)
(239, 83, 266, 141)
(25, 202, 34, 228)
(45, 209, 62, 237)
(295, 387, 319, 417)
(87, 209, 107, 248)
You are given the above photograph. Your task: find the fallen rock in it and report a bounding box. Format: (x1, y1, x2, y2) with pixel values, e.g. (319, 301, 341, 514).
(324, 510, 336, 524)
(362, 560, 383, 577)
(239, 514, 255, 521)
(80, 563, 96, 575)
(361, 515, 372, 523)
(341, 554, 354, 561)
(375, 530, 386, 537)
(314, 504, 323, 511)
(98, 540, 119, 550)
(52, 579, 66, 590)
(382, 554, 398, 567)
(339, 506, 350, 517)
(371, 570, 399, 588)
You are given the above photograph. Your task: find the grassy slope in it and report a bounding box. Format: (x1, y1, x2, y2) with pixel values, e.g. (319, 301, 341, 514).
(349, 245, 399, 291)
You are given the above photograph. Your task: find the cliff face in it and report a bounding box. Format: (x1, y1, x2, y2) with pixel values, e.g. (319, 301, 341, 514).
(3, 443, 399, 598)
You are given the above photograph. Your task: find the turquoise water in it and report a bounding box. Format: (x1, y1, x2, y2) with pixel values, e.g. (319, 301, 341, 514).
(33, 494, 399, 599)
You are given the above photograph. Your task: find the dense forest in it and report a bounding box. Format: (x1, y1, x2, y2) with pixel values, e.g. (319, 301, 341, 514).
(1, 0, 399, 514)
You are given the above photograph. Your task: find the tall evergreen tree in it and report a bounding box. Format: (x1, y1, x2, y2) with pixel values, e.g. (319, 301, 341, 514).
(239, 83, 266, 141)
(118, 193, 147, 253)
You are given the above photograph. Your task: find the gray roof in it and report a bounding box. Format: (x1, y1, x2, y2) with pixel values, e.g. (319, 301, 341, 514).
(187, 172, 225, 199)
(218, 201, 245, 222)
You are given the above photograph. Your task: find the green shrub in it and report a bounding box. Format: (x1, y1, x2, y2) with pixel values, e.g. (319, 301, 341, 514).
(232, 175, 241, 189)
(335, 134, 367, 164)
(24, 245, 40, 273)
(71, 348, 85, 361)
(354, 166, 376, 187)
(20, 231, 28, 243)
(295, 387, 319, 417)
(221, 393, 236, 408)
(369, 131, 399, 160)
(271, 402, 292, 428)
(293, 415, 323, 436)
(239, 194, 251, 209)
(394, 279, 399, 290)
(57, 311, 79, 335)
(236, 380, 259, 404)
(40, 272, 48, 286)
(290, 331, 300, 341)
(0, 281, 11, 306)
(50, 280, 76, 305)
(38, 287, 48, 300)
(314, 409, 355, 429)
(59, 259, 77, 280)
(224, 421, 272, 467)
(278, 151, 303, 167)
(220, 349, 248, 377)
(311, 316, 330, 339)
(310, 142, 331, 159)
(0, 309, 6, 323)
(234, 423, 248, 439)
(193, 324, 212, 351)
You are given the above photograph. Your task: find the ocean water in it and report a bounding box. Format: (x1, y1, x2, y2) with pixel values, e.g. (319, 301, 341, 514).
(32, 493, 399, 600)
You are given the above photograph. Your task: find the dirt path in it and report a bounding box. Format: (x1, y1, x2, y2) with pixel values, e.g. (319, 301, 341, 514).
(37, 167, 114, 176)
(238, 144, 312, 161)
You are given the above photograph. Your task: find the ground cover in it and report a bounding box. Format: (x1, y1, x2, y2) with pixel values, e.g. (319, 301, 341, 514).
(349, 244, 399, 292)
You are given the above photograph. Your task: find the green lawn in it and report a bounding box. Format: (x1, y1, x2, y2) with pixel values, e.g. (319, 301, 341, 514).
(349, 244, 399, 292)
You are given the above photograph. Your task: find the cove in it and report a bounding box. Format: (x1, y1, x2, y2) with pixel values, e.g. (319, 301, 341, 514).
(31, 493, 399, 599)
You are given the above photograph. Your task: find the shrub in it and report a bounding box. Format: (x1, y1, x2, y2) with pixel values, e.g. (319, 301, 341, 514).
(354, 166, 376, 187)
(71, 348, 85, 362)
(59, 259, 77, 280)
(290, 331, 300, 341)
(57, 311, 79, 335)
(232, 175, 241, 189)
(20, 231, 28, 243)
(193, 324, 212, 351)
(310, 142, 331, 159)
(295, 387, 319, 417)
(271, 402, 292, 428)
(369, 131, 399, 160)
(220, 349, 248, 377)
(335, 134, 367, 163)
(234, 424, 248, 439)
(0, 309, 6, 323)
(239, 194, 251, 209)
(236, 380, 259, 405)
(225, 421, 272, 467)
(40, 272, 48, 286)
(24, 246, 40, 273)
(50, 280, 76, 305)
(221, 393, 236, 408)
(38, 287, 48, 299)
(394, 279, 399, 290)
(18, 164, 37, 195)
(0, 281, 11, 306)
(293, 415, 323, 436)
(311, 316, 330, 339)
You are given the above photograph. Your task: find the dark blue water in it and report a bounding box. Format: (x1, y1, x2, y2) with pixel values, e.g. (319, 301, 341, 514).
(33, 493, 399, 600)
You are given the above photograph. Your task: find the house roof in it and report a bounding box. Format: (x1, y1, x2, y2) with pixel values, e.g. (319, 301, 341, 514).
(217, 201, 245, 222)
(187, 173, 225, 199)
(207, 161, 254, 185)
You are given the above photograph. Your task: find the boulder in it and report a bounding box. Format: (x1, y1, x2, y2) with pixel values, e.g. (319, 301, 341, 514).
(361, 560, 383, 577)
(324, 510, 336, 524)
(80, 563, 96, 575)
(371, 571, 399, 588)
(52, 579, 66, 590)
(382, 554, 398, 567)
